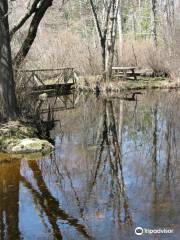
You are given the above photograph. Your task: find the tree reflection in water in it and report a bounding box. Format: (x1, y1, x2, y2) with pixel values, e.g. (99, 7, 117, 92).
(0, 90, 180, 239)
(0, 160, 21, 240)
(0, 158, 91, 240)
(86, 99, 132, 225)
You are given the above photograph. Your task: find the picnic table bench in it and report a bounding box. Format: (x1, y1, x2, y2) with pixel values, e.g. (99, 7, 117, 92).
(112, 66, 137, 80)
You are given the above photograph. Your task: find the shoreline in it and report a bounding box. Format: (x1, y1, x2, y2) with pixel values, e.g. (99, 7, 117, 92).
(75, 76, 180, 93)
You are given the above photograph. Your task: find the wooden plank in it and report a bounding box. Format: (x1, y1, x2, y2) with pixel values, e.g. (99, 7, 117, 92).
(32, 83, 74, 91)
(112, 66, 136, 70)
(31, 89, 73, 95)
(33, 73, 46, 86)
(15, 68, 74, 72)
(40, 106, 75, 113)
(112, 73, 136, 77)
(112, 75, 136, 80)
(113, 72, 138, 75)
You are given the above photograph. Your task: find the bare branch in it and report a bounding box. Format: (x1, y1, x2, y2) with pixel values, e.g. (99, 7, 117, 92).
(89, 0, 103, 41)
(13, 0, 53, 69)
(103, 0, 112, 39)
(10, 0, 41, 40)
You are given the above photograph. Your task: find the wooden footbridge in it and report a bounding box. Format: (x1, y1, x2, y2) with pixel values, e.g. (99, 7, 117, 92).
(16, 68, 77, 93)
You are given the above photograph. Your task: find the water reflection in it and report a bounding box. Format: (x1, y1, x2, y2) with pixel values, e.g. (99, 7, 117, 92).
(0, 160, 21, 240)
(0, 90, 180, 239)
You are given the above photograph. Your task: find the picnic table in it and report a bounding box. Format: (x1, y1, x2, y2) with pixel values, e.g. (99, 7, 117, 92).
(112, 66, 137, 80)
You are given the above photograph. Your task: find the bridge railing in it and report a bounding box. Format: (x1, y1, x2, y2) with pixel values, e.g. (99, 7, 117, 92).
(15, 68, 76, 89)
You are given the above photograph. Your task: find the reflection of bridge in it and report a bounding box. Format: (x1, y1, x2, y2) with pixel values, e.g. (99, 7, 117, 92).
(16, 68, 77, 93)
(34, 92, 78, 140)
(39, 92, 76, 114)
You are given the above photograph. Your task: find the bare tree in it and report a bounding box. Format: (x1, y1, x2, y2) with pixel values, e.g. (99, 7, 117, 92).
(89, 0, 120, 80)
(0, 0, 18, 120)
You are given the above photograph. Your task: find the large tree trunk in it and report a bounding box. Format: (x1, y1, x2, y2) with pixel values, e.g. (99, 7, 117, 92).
(0, 0, 18, 120)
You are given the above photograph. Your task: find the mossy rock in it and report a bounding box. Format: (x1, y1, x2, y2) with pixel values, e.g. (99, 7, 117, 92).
(0, 137, 54, 154)
(0, 121, 37, 139)
(0, 121, 54, 154)
(0, 137, 20, 152)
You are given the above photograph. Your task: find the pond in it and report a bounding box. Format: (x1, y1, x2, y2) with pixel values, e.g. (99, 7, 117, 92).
(0, 90, 180, 240)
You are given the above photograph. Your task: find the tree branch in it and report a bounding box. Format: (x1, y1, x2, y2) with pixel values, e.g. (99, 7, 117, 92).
(10, 0, 41, 40)
(89, 0, 103, 41)
(13, 0, 53, 69)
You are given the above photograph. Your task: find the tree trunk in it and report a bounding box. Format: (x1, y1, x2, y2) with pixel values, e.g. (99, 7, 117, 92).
(117, 4, 123, 61)
(106, 0, 120, 81)
(131, 0, 136, 39)
(0, 0, 18, 120)
(151, 0, 158, 47)
(89, 0, 112, 79)
(10, 0, 41, 40)
(162, 0, 175, 52)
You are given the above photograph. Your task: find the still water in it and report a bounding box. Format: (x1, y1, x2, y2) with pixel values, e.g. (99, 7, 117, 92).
(0, 90, 180, 240)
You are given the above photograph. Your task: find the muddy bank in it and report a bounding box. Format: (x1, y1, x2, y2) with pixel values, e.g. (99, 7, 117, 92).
(0, 121, 54, 154)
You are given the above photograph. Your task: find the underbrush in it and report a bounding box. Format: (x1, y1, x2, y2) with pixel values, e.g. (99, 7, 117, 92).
(12, 30, 180, 81)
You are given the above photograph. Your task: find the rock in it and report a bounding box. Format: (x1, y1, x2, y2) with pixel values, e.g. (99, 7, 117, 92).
(10, 138, 54, 154)
(0, 137, 54, 154)
(0, 121, 54, 154)
(0, 121, 37, 138)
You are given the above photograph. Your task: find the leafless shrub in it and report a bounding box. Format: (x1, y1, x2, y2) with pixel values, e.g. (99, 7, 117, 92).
(116, 37, 172, 77)
(145, 46, 170, 76)
(116, 37, 152, 68)
(16, 31, 102, 76)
